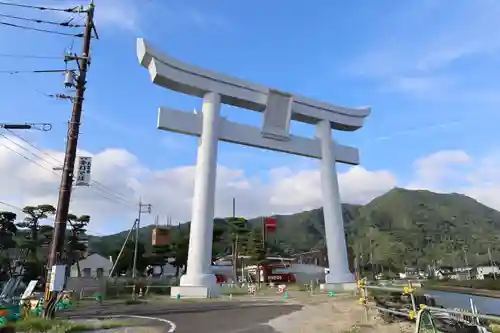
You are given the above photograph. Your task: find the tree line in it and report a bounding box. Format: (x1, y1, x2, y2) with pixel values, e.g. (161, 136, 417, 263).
(0, 207, 270, 282)
(103, 216, 269, 278)
(0, 204, 89, 283)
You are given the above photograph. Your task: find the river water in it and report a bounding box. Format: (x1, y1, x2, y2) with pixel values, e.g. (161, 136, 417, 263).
(425, 290, 500, 316)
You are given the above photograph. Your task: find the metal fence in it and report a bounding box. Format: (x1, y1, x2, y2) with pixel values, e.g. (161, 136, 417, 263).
(358, 280, 419, 321)
(358, 280, 500, 332)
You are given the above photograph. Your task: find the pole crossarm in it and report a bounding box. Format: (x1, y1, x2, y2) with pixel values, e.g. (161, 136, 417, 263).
(0, 123, 52, 131)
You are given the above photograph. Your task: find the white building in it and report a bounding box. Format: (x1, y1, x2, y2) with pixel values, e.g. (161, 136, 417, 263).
(70, 253, 113, 278)
(475, 265, 500, 280)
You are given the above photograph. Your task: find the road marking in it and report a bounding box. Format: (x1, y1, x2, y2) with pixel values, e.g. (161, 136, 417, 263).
(110, 314, 176, 332)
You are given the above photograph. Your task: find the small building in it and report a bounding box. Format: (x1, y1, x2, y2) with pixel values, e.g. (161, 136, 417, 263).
(435, 267, 455, 280)
(475, 265, 499, 280)
(70, 253, 113, 278)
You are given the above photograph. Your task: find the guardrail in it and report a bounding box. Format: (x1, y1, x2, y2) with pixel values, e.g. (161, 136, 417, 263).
(358, 280, 419, 321)
(358, 280, 500, 332)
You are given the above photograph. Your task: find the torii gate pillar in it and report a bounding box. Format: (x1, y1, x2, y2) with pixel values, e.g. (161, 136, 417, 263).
(316, 120, 354, 285)
(137, 38, 371, 297)
(180, 92, 221, 291)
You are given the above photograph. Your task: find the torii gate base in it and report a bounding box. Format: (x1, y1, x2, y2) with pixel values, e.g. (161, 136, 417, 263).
(137, 38, 370, 298)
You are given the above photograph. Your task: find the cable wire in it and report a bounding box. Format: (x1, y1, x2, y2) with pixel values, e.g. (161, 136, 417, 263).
(0, 139, 134, 208)
(0, 1, 83, 13)
(0, 21, 84, 37)
(0, 69, 74, 74)
(0, 53, 61, 59)
(2, 131, 136, 207)
(0, 138, 134, 208)
(0, 12, 85, 27)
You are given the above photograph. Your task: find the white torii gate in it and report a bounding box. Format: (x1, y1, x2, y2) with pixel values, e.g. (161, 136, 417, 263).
(137, 38, 371, 298)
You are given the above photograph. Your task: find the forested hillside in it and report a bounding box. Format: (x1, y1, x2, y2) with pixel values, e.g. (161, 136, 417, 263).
(89, 188, 500, 270)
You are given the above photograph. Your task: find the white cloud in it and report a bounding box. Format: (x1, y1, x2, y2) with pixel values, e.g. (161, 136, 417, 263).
(0, 135, 395, 234)
(407, 149, 500, 211)
(2, 135, 500, 235)
(409, 150, 472, 189)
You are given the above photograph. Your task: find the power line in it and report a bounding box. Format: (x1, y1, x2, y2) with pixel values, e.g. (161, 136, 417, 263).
(0, 53, 61, 59)
(0, 12, 85, 27)
(0, 21, 84, 37)
(0, 134, 56, 173)
(0, 1, 83, 13)
(0, 69, 74, 74)
(3, 130, 136, 206)
(0, 200, 24, 213)
(5, 130, 136, 205)
(0, 134, 135, 208)
(0, 138, 134, 207)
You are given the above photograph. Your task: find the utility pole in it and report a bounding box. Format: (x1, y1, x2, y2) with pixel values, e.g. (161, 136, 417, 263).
(232, 197, 236, 218)
(108, 219, 138, 278)
(132, 200, 152, 278)
(43, 1, 97, 319)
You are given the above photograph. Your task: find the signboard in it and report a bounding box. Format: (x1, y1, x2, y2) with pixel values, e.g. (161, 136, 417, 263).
(268, 275, 283, 281)
(265, 217, 277, 232)
(75, 156, 92, 186)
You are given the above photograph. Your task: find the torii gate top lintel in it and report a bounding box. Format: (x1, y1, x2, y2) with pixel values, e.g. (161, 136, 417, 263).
(137, 38, 371, 132)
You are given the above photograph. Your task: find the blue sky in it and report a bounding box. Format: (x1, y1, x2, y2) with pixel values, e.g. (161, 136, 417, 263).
(1, 0, 500, 233)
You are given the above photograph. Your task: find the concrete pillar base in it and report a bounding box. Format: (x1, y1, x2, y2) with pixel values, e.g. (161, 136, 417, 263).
(170, 273, 220, 298)
(170, 285, 220, 299)
(325, 272, 355, 284)
(320, 282, 357, 293)
(173, 273, 220, 298)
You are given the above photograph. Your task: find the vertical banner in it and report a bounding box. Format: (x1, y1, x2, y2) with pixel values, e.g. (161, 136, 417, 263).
(75, 156, 92, 186)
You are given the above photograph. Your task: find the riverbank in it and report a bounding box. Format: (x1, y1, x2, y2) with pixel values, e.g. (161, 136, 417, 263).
(423, 284, 500, 299)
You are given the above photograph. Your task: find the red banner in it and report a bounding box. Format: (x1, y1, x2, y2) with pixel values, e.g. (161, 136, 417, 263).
(265, 217, 277, 232)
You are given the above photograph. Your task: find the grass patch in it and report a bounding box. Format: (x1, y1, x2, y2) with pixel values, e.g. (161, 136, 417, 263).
(7, 317, 132, 333)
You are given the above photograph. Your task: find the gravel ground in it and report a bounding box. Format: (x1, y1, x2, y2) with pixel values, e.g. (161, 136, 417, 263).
(267, 297, 415, 333)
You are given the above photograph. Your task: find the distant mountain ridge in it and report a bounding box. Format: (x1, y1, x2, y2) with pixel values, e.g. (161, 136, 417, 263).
(88, 188, 500, 269)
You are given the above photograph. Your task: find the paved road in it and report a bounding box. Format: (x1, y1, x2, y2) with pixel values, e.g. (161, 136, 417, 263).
(63, 300, 302, 333)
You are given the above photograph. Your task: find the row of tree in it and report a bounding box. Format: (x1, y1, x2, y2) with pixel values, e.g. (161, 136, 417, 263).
(0, 205, 280, 282)
(105, 217, 268, 278)
(0, 204, 90, 283)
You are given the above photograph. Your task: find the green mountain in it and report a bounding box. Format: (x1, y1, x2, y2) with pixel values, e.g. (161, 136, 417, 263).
(88, 188, 500, 270)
